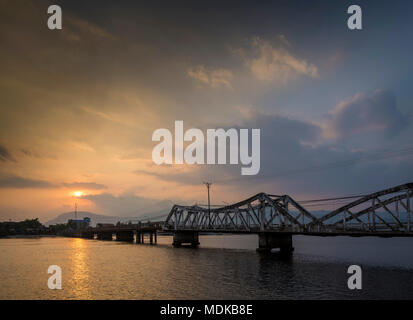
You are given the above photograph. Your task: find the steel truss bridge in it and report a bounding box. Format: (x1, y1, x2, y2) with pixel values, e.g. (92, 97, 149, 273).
(163, 183, 413, 238)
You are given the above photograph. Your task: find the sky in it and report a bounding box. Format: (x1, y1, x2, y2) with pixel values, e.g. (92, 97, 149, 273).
(0, 0, 412, 222)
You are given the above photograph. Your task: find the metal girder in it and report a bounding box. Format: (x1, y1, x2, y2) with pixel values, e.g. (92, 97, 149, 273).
(323, 183, 413, 233)
(163, 183, 413, 235)
(316, 183, 413, 224)
(163, 192, 314, 232)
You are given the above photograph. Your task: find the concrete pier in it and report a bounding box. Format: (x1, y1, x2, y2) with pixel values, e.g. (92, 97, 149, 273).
(173, 231, 200, 247)
(136, 231, 157, 244)
(257, 233, 294, 253)
(72, 223, 160, 245)
(81, 231, 95, 239)
(116, 231, 134, 242)
(97, 232, 113, 241)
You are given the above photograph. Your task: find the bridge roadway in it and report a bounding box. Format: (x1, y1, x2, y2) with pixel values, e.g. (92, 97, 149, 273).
(76, 182, 412, 253)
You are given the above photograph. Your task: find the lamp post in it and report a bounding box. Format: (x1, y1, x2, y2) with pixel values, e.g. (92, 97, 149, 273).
(73, 191, 82, 230)
(203, 182, 212, 227)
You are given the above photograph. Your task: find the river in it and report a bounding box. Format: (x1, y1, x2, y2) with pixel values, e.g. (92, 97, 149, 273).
(1, 235, 413, 299)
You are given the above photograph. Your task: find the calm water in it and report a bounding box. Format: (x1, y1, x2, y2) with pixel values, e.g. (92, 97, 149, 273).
(1, 235, 413, 299)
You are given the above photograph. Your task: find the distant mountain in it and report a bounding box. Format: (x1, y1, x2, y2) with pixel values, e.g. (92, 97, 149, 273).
(44, 198, 176, 227)
(45, 207, 172, 227)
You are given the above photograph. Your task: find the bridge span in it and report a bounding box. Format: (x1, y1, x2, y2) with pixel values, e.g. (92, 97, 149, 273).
(163, 182, 413, 252)
(78, 222, 162, 243)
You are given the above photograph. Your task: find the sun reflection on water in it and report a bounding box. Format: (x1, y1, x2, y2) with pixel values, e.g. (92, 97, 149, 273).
(68, 238, 91, 299)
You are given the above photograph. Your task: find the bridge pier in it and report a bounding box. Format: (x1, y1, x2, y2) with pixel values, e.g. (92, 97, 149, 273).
(97, 232, 113, 241)
(173, 231, 200, 247)
(135, 231, 158, 244)
(257, 233, 294, 253)
(81, 231, 95, 239)
(116, 231, 134, 242)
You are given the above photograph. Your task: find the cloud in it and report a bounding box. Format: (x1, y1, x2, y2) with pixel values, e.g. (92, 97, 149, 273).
(242, 37, 318, 84)
(1, 1, 412, 218)
(62, 182, 108, 190)
(20, 148, 51, 159)
(0, 175, 107, 190)
(65, 16, 116, 41)
(324, 90, 408, 139)
(139, 110, 413, 196)
(135, 166, 236, 186)
(82, 193, 177, 217)
(0, 145, 14, 162)
(137, 113, 324, 186)
(187, 66, 233, 88)
(0, 176, 56, 189)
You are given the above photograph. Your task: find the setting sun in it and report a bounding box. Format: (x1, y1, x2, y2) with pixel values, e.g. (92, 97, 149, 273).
(74, 191, 83, 197)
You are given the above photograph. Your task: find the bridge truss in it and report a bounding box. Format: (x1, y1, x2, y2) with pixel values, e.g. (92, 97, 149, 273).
(163, 183, 413, 236)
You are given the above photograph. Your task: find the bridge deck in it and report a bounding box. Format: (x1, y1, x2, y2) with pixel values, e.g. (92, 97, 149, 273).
(87, 226, 158, 233)
(166, 228, 413, 237)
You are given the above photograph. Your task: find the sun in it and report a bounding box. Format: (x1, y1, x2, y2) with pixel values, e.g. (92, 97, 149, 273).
(74, 191, 83, 197)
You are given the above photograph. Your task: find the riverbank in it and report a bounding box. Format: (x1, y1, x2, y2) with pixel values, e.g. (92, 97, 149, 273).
(0, 235, 59, 239)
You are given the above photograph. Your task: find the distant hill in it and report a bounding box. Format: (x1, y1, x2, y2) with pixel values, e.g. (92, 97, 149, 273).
(44, 197, 176, 226)
(45, 205, 172, 226)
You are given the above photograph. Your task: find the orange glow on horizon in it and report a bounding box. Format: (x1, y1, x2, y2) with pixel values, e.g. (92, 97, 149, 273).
(74, 191, 83, 197)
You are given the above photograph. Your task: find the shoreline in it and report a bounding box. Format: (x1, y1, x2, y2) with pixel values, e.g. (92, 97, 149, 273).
(0, 235, 59, 239)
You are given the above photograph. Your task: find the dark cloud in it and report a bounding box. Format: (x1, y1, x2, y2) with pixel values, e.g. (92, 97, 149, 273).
(0, 175, 107, 190)
(139, 113, 324, 185)
(62, 182, 107, 190)
(326, 90, 408, 139)
(135, 166, 238, 186)
(0, 145, 14, 162)
(0, 176, 56, 189)
(142, 111, 413, 196)
(238, 112, 413, 195)
(138, 113, 326, 188)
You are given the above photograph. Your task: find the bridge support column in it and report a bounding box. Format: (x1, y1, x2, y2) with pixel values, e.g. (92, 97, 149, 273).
(136, 232, 141, 244)
(116, 231, 134, 242)
(81, 232, 94, 239)
(149, 231, 157, 244)
(97, 232, 113, 241)
(257, 233, 294, 253)
(173, 231, 199, 247)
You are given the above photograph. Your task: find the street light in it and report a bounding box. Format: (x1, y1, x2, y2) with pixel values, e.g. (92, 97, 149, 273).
(73, 191, 83, 229)
(203, 182, 212, 227)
